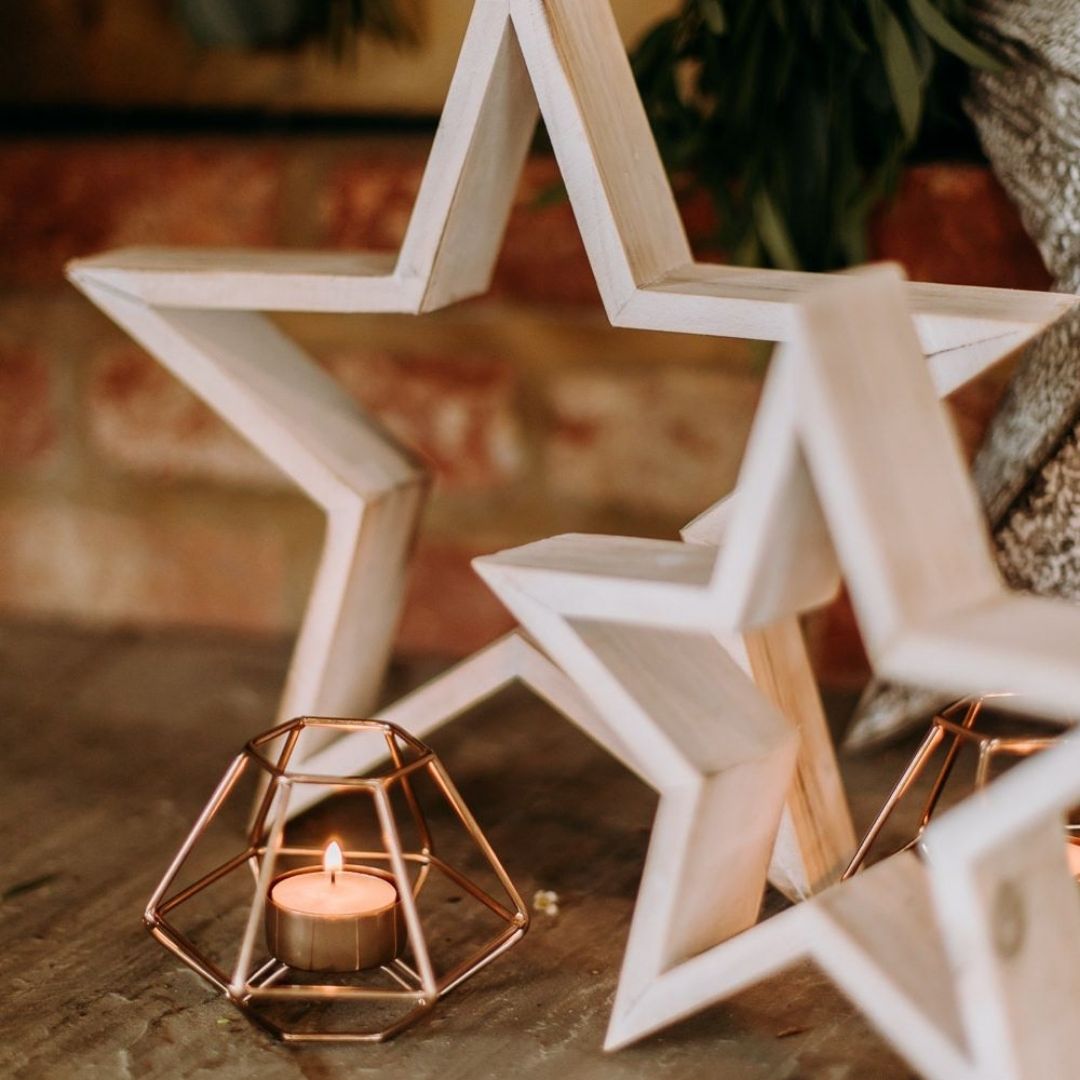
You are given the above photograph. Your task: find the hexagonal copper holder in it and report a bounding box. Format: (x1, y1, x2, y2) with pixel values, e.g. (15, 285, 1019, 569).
(144, 717, 529, 1043)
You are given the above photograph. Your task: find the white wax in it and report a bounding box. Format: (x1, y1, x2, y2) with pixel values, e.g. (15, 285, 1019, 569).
(270, 870, 397, 918)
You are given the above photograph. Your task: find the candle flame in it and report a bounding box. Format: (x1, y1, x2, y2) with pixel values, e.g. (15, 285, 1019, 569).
(324, 840, 344, 879)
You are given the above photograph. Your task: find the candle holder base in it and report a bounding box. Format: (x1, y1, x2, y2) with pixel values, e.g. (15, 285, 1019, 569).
(144, 717, 529, 1043)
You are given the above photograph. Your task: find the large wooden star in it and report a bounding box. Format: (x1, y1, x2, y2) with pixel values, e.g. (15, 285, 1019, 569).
(68, 0, 1071, 736)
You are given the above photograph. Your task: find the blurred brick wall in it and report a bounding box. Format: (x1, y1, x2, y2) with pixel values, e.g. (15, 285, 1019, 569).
(0, 136, 1051, 687)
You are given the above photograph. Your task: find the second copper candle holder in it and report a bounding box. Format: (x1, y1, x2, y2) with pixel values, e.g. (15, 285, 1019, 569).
(845, 695, 1074, 878)
(145, 716, 529, 1043)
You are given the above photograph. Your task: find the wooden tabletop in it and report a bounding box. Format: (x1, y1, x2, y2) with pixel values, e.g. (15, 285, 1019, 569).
(0, 620, 924, 1079)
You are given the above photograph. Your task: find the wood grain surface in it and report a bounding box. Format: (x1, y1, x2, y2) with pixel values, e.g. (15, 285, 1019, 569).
(0, 619, 937, 1079)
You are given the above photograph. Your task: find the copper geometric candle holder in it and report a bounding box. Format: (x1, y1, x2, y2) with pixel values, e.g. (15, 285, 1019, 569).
(145, 717, 529, 1043)
(845, 695, 1072, 878)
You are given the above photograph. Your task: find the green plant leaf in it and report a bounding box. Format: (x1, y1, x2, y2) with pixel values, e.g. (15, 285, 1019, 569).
(869, 0, 924, 142)
(634, 0, 980, 272)
(836, 6, 868, 52)
(907, 0, 1002, 71)
(753, 192, 802, 271)
(701, 0, 726, 35)
(531, 180, 568, 209)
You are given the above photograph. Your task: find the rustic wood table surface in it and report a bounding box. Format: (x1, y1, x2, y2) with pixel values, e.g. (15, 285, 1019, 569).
(0, 620, 930, 1079)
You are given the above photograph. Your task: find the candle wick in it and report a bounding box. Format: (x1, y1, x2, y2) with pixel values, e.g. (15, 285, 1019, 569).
(331, 870, 336, 887)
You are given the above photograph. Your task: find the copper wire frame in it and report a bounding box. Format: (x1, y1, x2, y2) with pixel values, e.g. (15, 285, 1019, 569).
(844, 696, 1068, 879)
(144, 717, 529, 1043)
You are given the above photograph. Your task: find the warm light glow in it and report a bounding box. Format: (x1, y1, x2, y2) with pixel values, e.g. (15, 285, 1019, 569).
(1067, 841, 1080, 880)
(324, 840, 344, 878)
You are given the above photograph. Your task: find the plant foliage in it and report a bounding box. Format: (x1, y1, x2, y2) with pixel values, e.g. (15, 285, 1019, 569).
(632, 0, 1000, 271)
(320, 0, 419, 55)
(174, 0, 417, 55)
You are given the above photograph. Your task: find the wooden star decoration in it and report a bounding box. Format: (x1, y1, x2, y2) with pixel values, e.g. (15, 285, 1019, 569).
(608, 716, 1080, 1079)
(68, 0, 1072, 742)
(292, 579, 857, 904)
(731, 267, 1080, 721)
(67, 0, 1080, 1065)
(467, 266, 1080, 1059)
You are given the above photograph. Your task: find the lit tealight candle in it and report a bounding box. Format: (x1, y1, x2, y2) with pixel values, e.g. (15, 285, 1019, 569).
(265, 841, 404, 972)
